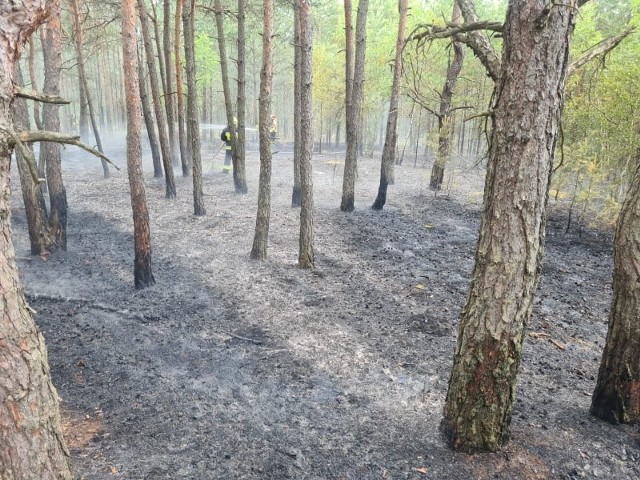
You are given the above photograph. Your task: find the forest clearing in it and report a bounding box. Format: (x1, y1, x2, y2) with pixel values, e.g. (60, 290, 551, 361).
(10, 142, 638, 479)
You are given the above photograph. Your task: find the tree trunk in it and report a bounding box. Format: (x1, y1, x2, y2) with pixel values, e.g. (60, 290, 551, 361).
(442, 1, 577, 453)
(183, 0, 206, 216)
(235, 0, 249, 194)
(151, 2, 167, 103)
(163, 0, 179, 167)
(70, 0, 109, 178)
(341, 0, 368, 212)
(250, 0, 274, 260)
(42, 0, 67, 251)
(139, 0, 177, 198)
(12, 64, 55, 256)
(430, 2, 465, 191)
(138, 47, 164, 178)
(0, 2, 73, 478)
(372, 0, 408, 210)
(123, 0, 156, 288)
(214, 0, 244, 193)
(175, 0, 190, 176)
(590, 157, 640, 424)
(297, 0, 314, 268)
(291, 0, 302, 208)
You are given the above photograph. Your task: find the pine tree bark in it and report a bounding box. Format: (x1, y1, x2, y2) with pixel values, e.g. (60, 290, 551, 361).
(183, 0, 206, 216)
(442, 0, 578, 453)
(235, 0, 249, 194)
(0, 2, 73, 478)
(250, 0, 274, 260)
(41, 0, 67, 251)
(12, 64, 55, 256)
(429, 1, 464, 191)
(341, 0, 368, 212)
(163, 0, 179, 167)
(591, 157, 640, 424)
(124, 0, 156, 288)
(138, 49, 164, 179)
(291, 0, 302, 208)
(175, 0, 190, 176)
(372, 0, 408, 210)
(297, 0, 314, 268)
(139, 0, 177, 198)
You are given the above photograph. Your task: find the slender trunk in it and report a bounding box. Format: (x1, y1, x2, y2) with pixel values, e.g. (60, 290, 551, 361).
(250, 0, 274, 260)
(372, 0, 408, 210)
(291, 0, 302, 207)
(124, 0, 156, 288)
(12, 64, 54, 255)
(139, 0, 177, 198)
(138, 46, 164, 178)
(151, 2, 167, 101)
(297, 0, 314, 267)
(163, 0, 178, 166)
(341, 0, 368, 212)
(235, 0, 249, 193)
(183, 0, 205, 215)
(442, 1, 577, 452)
(175, 0, 190, 175)
(42, 0, 67, 251)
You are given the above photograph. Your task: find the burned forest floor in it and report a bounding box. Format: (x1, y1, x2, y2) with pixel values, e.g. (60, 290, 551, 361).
(10, 141, 640, 480)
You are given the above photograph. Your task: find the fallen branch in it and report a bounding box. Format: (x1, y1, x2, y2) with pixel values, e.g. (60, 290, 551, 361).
(14, 86, 71, 104)
(221, 331, 264, 345)
(16, 130, 120, 170)
(567, 26, 635, 78)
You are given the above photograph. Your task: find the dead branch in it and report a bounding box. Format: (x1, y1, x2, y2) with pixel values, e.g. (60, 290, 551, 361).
(15, 130, 120, 170)
(567, 26, 635, 78)
(14, 86, 71, 104)
(1, 125, 44, 184)
(411, 20, 503, 44)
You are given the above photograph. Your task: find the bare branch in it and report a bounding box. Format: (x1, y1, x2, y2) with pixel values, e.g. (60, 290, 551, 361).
(411, 20, 502, 44)
(0, 125, 44, 183)
(14, 86, 70, 104)
(15, 131, 120, 170)
(567, 26, 635, 78)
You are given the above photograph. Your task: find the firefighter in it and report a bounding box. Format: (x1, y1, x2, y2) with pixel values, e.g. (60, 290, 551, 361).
(220, 117, 237, 173)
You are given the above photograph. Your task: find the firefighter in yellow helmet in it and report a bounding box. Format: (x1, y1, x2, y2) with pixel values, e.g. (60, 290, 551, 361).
(220, 117, 238, 173)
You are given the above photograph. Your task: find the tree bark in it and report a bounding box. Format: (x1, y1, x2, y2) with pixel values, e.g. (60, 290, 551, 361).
(442, 0, 577, 453)
(291, 0, 302, 208)
(429, 1, 465, 191)
(372, 0, 408, 210)
(124, 0, 156, 288)
(341, 0, 368, 212)
(297, 0, 314, 268)
(41, 0, 67, 251)
(235, 0, 249, 194)
(175, 0, 190, 176)
(183, 0, 206, 216)
(12, 64, 55, 256)
(0, 2, 73, 478)
(163, 0, 179, 167)
(250, 0, 274, 260)
(138, 47, 164, 179)
(139, 0, 177, 198)
(590, 157, 640, 424)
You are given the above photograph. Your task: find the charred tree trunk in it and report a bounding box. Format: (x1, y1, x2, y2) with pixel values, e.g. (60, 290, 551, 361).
(183, 0, 205, 215)
(175, 0, 190, 176)
(291, 0, 302, 208)
(442, 1, 578, 453)
(250, 0, 274, 260)
(138, 47, 164, 178)
(123, 0, 156, 288)
(430, 2, 465, 191)
(0, 2, 73, 478)
(341, 0, 368, 212)
(235, 0, 249, 194)
(591, 157, 640, 424)
(372, 0, 408, 210)
(42, 0, 67, 251)
(297, 0, 314, 268)
(139, 0, 177, 198)
(12, 64, 54, 256)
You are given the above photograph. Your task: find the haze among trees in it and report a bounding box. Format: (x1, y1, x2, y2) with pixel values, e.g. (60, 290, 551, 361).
(2, 0, 640, 476)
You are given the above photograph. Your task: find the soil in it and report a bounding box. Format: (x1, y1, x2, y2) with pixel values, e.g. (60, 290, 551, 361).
(10, 139, 640, 480)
